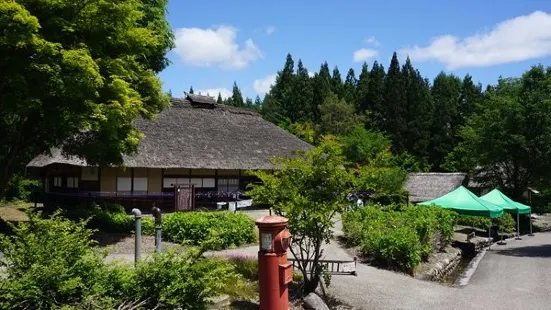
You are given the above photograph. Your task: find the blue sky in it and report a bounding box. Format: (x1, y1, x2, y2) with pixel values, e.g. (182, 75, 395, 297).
(159, 0, 551, 100)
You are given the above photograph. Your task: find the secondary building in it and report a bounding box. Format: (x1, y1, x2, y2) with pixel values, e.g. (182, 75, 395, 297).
(27, 94, 312, 211)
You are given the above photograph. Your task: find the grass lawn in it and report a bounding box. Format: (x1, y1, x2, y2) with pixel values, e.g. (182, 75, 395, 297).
(0, 202, 32, 222)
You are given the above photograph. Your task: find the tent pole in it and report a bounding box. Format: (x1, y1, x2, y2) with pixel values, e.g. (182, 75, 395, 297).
(515, 212, 522, 240)
(529, 213, 535, 236)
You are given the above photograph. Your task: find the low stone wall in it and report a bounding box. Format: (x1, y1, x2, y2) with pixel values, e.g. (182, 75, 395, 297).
(415, 246, 462, 281)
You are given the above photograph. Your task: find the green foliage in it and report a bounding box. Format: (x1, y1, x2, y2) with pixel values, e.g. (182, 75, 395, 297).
(132, 250, 244, 309)
(247, 137, 355, 294)
(446, 66, 551, 200)
(225, 255, 259, 281)
(61, 203, 133, 233)
(429, 72, 462, 170)
(340, 125, 391, 166)
(0, 212, 111, 309)
(319, 92, 364, 135)
(3, 174, 40, 202)
(0, 0, 174, 194)
(456, 213, 516, 234)
(456, 215, 492, 230)
(161, 211, 257, 250)
(279, 120, 317, 144)
(343, 205, 457, 273)
(0, 213, 252, 309)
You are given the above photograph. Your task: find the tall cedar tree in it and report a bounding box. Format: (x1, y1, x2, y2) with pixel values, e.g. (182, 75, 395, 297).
(217, 93, 223, 104)
(458, 74, 484, 125)
(311, 62, 332, 122)
(261, 94, 280, 123)
(189, 86, 194, 94)
(366, 61, 386, 130)
(429, 72, 462, 170)
(344, 68, 358, 107)
(356, 62, 370, 112)
(290, 60, 315, 122)
(383, 53, 408, 153)
(231, 82, 244, 107)
(269, 54, 295, 123)
(402, 57, 433, 163)
(331, 67, 344, 98)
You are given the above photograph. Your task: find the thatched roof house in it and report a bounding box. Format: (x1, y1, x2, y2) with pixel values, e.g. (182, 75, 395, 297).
(27, 94, 312, 210)
(405, 172, 468, 203)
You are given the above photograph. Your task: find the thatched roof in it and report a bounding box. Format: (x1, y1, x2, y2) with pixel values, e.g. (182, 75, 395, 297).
(405, 172, 468, 203)
(27, 96, 313, 170)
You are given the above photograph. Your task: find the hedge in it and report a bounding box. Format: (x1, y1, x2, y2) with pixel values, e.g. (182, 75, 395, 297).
(161, 211, 257, 250)
(62, 205, 257, 250)
(343, 204, 457, 274)
(456, 213, 516, 233)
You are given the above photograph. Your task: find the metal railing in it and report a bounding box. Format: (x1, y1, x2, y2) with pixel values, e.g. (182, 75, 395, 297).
(287, 257, 358, 276)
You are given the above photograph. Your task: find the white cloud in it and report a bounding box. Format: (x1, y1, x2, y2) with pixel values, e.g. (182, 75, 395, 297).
(365, 36, 381, 47)
(353, 48, 379, 62)
(400, 11, 551, 69)
(265, 25, 277, 35)
(308, 71, 315, 78)
(195, 88, 231, 99)
(174, 25, 262, 70)
(253, 74, 277, 94)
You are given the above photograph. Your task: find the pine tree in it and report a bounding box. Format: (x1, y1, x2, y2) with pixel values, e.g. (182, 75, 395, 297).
(356, 62, 370, 112)
(261, 94, 280, 123)
(459, 74, 483, 125)
(331, 66, 344, 98)
(311, 62, 332, 122)
(231, 81, 244, 107)
(290, 59, 314, 122)
(217, 92, 223, 104)
(268, 53, 295, 123)
(254, 95, 262, 106)
(383, 52, 408, 153)
(343, 68, 358, 107)
(189, 86, 194, 94)
(245, 97, 253, 109)
(429, 72, 462, 170)
(402, 57, 433, 163)
(365, 61, 385, 130)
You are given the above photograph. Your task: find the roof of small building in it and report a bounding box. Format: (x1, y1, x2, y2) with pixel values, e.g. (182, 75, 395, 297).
(405, 172, 468, 203)
(27, 95, 313, 170)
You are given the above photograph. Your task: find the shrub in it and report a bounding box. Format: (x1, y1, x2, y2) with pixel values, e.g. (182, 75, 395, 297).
(343, 205, 456, 273)
(457, 215, 491, 230)
(131, 250, 245, 309)
(0, 213, 252, 309)
(492, 213, 516, 233)
(0, 212, 115, 309)
(162, 211, 257, 250)
(61, 203, 133, 233)
(3, 174, 41, 202)
(226, 255, 258, 281)
(457, 213, 516, 233)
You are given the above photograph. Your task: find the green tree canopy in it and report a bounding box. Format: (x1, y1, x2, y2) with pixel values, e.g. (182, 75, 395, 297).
(445, 65, 551, 199)
(319, 92, 363, 136)
(0, 0, 174, 193)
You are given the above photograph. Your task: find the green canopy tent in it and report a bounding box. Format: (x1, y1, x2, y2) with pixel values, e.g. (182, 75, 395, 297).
(418, 186, 504, 218)
(480, 189, 530, 239)
(480, 189, 533, 238)
(418, 186, 504, 239)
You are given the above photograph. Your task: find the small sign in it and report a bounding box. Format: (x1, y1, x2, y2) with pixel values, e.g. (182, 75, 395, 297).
(261, 233, 272, 251)
(342, 262, 356, 273)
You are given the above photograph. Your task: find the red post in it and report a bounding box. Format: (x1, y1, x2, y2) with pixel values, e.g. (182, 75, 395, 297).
(256, 215, 293, 310)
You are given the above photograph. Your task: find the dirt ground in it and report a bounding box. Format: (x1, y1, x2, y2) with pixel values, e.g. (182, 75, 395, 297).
(0, 202, 32, 222)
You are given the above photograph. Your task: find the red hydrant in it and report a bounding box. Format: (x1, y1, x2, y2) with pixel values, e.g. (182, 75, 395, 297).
(256, 215, 293, 310)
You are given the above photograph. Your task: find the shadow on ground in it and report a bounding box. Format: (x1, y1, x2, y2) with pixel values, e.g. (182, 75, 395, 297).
(493, 244, 551, 258)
